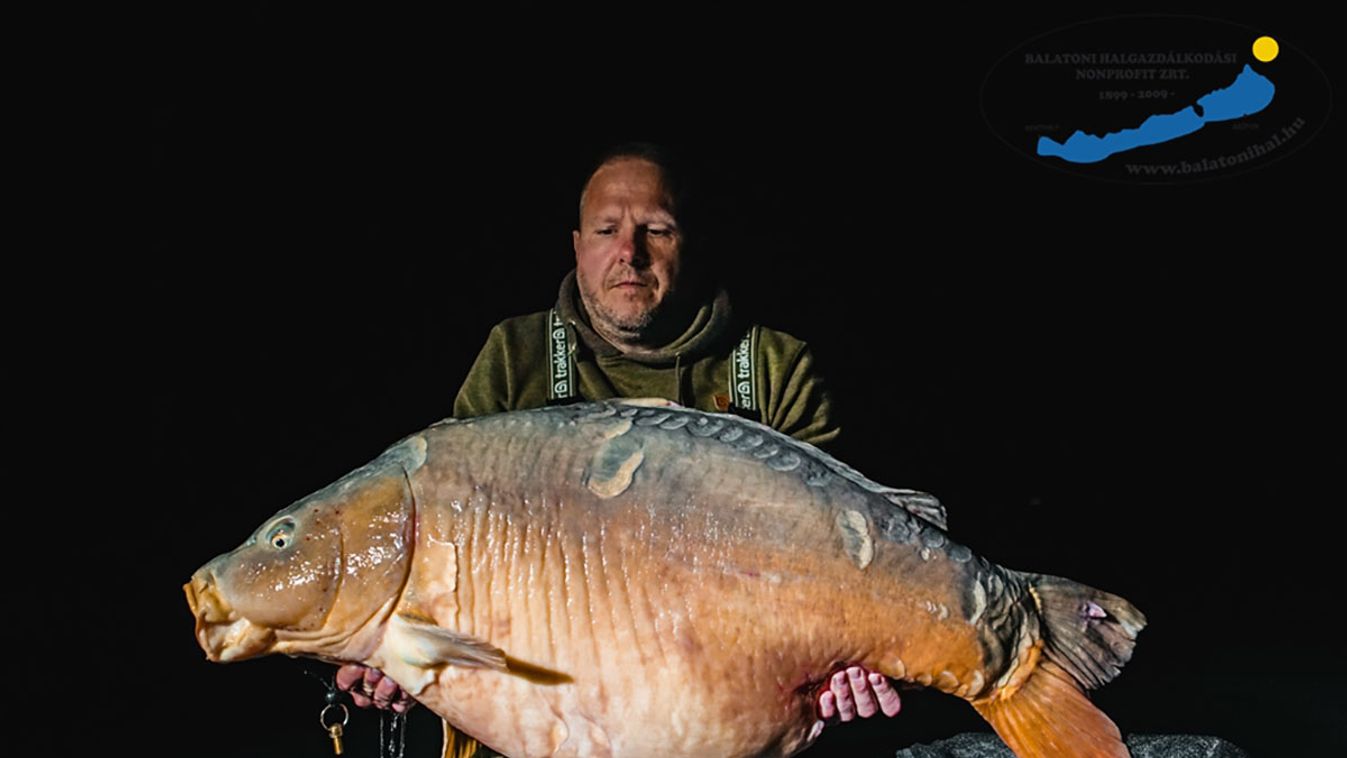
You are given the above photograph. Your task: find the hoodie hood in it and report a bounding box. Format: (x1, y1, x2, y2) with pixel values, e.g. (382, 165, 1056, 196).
(555, 269, 733, 367)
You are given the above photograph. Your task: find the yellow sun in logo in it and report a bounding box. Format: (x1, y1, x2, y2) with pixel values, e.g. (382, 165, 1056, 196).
(1253, 36, 1279, 62)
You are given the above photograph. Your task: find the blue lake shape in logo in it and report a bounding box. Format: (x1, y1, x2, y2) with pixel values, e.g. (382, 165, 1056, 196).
(1037, 64, 1276, 163)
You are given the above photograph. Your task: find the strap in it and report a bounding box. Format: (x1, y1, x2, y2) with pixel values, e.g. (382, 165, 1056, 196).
(546, 309, 576, 403)
(728, 325, 758, 413)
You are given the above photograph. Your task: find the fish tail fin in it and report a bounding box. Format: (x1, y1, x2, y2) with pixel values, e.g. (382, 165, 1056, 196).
(441, 720, 481, 758)
(1030, 573, 1147, 691)
(971, 574, 1146, 758)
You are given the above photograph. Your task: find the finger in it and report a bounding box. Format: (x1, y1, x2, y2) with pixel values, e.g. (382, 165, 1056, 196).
(870, 674, 902, 717)
(818, 690, 836, 720)
(373, 675, 400, 707)
(848, 667, 877, 718)
(335, 664, 365, 692)
(350, 692, 373, 709)
(831, 671, 856, 722)
(364, 668, 384, 688)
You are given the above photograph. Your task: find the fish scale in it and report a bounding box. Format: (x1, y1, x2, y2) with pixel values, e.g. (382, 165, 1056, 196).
(187, 399, 1145, 758)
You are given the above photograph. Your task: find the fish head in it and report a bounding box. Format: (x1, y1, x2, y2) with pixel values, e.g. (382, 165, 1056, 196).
(185, 443, 420, 663)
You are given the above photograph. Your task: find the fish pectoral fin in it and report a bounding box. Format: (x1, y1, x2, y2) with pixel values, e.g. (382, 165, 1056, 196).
(504, 655, 573, 685)
(390, 613, 507, 671)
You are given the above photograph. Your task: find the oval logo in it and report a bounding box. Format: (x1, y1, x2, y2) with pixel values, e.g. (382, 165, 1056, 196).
(981, 14, 1332, 184)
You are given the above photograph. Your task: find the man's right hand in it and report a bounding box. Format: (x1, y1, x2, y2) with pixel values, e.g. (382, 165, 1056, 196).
(817, 666, 901, 722)
(335, 663, 416, 713)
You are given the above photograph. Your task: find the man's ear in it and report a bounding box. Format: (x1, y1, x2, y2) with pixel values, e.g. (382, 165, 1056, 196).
(572, 229, 581, 258)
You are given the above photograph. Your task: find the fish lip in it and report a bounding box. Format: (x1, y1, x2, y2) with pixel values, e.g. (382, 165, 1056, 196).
(203, 618, 276, 662)
(183, 580, 199, 617)
(186, 570, 261, 661)
(187, 572, 231, 624)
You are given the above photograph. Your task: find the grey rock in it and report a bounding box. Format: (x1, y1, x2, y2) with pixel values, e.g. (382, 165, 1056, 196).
(894, 732, 1247, 757)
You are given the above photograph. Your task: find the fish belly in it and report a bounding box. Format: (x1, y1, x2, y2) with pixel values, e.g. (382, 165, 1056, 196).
(385, 408, 988, 757)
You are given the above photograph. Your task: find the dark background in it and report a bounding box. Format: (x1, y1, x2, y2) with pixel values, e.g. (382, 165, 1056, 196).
(83, 6, 1347, 757)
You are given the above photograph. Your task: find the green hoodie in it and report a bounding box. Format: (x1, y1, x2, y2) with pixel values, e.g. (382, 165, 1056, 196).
(453, 270, 840, 450)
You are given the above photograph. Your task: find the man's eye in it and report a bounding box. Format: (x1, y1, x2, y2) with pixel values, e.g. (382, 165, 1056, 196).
(596, 228, 615, 236)
(647, 228, 670, 237)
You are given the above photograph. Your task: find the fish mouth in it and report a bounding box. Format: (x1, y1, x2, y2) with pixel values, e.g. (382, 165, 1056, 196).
(199, 618, 276, 662)
(184, 573, 276, 662)
(183, 578, 200, 617)
(185, 573, 230, 624)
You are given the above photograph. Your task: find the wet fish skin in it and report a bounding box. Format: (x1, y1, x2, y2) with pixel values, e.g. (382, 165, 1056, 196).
(186, 441, 418, 665)
(186, 400, 1144, 758)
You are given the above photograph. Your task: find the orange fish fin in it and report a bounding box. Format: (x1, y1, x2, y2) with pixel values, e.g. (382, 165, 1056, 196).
(390, 613, 507, 671)
(972, 659, 1130, 758)
(441, 719, 480, 758)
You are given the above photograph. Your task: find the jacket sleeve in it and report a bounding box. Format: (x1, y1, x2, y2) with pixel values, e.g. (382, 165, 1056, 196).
(765, 340, 842, 451)
(452, 324, 515, 419)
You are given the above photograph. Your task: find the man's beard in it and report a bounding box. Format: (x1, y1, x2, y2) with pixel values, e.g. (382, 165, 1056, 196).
(577, 270, 675, 344)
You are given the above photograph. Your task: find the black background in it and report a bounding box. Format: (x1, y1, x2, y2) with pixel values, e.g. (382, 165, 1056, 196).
(86, 6, 1347, 757)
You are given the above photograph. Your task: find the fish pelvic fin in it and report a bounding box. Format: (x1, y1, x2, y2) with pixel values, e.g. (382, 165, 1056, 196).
(972, 658, 1129, 758)
(390, 613, 507, 671)
(441, 720, 481, 758)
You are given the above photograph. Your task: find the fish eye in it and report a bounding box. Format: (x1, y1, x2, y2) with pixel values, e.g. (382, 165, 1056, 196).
(266, 521, 295, 550)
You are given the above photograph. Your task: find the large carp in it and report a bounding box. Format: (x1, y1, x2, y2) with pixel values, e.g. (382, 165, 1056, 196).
(185, 399, 1145, 757)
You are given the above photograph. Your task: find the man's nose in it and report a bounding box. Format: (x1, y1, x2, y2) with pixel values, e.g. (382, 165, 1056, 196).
(615, 227, 649, 265)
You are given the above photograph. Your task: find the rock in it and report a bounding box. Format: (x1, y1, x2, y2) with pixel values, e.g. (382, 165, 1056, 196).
(895, 732, 1247, 757)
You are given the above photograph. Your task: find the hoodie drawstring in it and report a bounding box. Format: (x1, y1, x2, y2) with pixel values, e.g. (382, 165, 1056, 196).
(674, 352, 683, 406)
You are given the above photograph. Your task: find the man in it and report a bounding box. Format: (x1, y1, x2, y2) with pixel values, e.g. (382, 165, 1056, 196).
(452, 144, 840, 446)
(338, 144, 900, 746)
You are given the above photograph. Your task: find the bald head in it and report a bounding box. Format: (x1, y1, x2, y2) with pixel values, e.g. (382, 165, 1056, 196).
(572, 156, 685, 350)
(579, 158, 676, 220)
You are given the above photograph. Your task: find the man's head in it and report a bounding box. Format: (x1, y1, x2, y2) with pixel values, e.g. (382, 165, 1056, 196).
(573, 144, 689, 347)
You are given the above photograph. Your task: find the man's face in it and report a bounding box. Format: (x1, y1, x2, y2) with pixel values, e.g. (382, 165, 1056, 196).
(573, 158, 683, 340)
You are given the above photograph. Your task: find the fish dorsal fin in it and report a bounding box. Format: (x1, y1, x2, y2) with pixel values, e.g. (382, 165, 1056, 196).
(557, 400, 950, 530)
(615, 397, 681, 408)
(389, 612, 507, 671)
(882, 490, 947, 531)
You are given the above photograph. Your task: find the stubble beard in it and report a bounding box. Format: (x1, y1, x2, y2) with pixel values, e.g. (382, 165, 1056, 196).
(577, 272, 673, 347)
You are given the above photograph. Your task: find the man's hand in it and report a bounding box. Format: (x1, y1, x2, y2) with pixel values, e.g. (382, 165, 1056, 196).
(335, 664, 416, 713)
(815, 666, 901, 728)
(334, 662, 895, 724)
